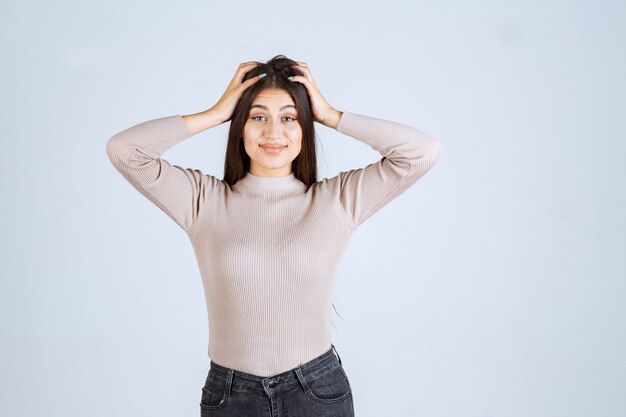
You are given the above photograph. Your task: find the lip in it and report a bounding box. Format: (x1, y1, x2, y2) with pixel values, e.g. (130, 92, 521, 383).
(260, 144, 286, 154)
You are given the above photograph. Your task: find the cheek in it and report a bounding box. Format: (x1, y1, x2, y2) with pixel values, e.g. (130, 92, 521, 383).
(242, 126, 258, 146)
(241, 135, 256, 153)
(291, 138, 303, 156)
(288, 127, 303, 143)
(243, 123, 260, 138)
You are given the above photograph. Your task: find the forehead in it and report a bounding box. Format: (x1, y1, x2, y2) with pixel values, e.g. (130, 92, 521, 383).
(251, 88, 295, 106)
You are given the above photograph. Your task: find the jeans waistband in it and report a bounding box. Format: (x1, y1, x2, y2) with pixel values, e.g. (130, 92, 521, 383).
(206, 344, 344, 397)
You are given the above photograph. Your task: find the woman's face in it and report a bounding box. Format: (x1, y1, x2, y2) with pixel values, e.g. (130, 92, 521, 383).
(243, 88, 303, 177)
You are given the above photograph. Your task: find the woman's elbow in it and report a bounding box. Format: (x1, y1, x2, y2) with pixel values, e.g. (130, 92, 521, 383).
(105, 136, 124, 165)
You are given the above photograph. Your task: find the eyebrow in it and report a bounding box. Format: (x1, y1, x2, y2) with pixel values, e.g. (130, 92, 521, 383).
(250, 104, 296, 111)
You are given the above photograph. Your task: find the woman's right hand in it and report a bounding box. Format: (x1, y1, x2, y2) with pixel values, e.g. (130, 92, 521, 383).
(182, 62, 265, 135)
(209, 61, 265, 123)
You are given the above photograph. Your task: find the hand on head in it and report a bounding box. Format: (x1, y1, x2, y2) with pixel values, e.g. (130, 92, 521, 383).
(288, 61, 342, 129)
(209, 61, 265, 123)
(209, 59, 342, 129)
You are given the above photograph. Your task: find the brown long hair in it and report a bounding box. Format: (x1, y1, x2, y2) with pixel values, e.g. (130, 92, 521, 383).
(223, 55, 317, 188)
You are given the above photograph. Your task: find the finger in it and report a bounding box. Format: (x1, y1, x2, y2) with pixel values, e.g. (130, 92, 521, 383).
(294, 63, 317, 86)
(288, 75, 311, 87)
(243, 72, 265, 85)
(234, 62, 261, 83)
(295, 62, 310, 74)
(236, 72, 264, 92)
(294, 62, 310, 72)
(291, 74, 326, 108)
(289, 75, 319, 98)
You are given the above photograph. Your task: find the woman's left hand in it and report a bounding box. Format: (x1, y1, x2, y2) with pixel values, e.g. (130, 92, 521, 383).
(289, 62, 343, 129)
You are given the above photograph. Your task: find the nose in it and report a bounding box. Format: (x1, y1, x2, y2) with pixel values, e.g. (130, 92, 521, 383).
(265, 118, 283, 139)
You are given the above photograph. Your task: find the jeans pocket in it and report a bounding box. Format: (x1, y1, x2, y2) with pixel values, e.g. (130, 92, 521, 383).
(199, 375, 229, 411)
(305, 364, 352, 404)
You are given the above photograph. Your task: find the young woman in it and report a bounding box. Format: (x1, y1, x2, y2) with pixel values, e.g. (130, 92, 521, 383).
(106, 55, 441, 417)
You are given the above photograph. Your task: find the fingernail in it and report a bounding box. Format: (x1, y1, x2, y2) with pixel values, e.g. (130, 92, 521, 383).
(287, 76, 293, 80)
(259, 73, 267, 78)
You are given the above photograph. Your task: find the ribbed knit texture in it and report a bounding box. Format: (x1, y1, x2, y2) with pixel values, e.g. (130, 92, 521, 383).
(106, 111, 441, 377)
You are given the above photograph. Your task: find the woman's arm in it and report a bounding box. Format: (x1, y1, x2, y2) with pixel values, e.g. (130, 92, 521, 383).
(106, 63, 265, 238)
(324, 111, 441, 230)
(105, 111, 223, 238)
(181, 108, 228, 136)
(319, 108, 343, 130)
(285, 61, 440, 229)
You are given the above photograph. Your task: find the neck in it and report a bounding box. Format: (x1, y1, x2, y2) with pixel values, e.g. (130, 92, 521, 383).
(237, 171, 304, 191)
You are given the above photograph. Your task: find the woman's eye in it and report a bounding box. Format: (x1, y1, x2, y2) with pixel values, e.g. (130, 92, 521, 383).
(250, 115, 297, 122)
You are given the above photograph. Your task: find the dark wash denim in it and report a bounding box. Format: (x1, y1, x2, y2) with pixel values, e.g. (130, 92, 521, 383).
(199, 344, 354, 416)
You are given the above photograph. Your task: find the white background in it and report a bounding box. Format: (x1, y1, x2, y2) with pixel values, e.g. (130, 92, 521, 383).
(1, 1, 624, 416)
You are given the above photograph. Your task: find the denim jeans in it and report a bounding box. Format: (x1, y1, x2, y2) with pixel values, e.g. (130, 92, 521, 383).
(199, 344, 354, 416)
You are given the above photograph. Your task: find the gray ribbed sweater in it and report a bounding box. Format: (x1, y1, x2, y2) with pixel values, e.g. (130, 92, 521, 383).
(106, 111, 440, 377)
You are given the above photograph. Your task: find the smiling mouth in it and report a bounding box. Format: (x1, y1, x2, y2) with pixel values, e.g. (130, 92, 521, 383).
(260, 144, 286, 154)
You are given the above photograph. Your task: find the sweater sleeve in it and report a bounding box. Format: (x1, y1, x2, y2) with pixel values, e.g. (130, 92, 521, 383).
(323, 111, 441, 229)
(105, 115, 218, 238)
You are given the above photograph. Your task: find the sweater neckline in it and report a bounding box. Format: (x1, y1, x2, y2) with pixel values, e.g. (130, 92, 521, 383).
(238, 171, 304, 191)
